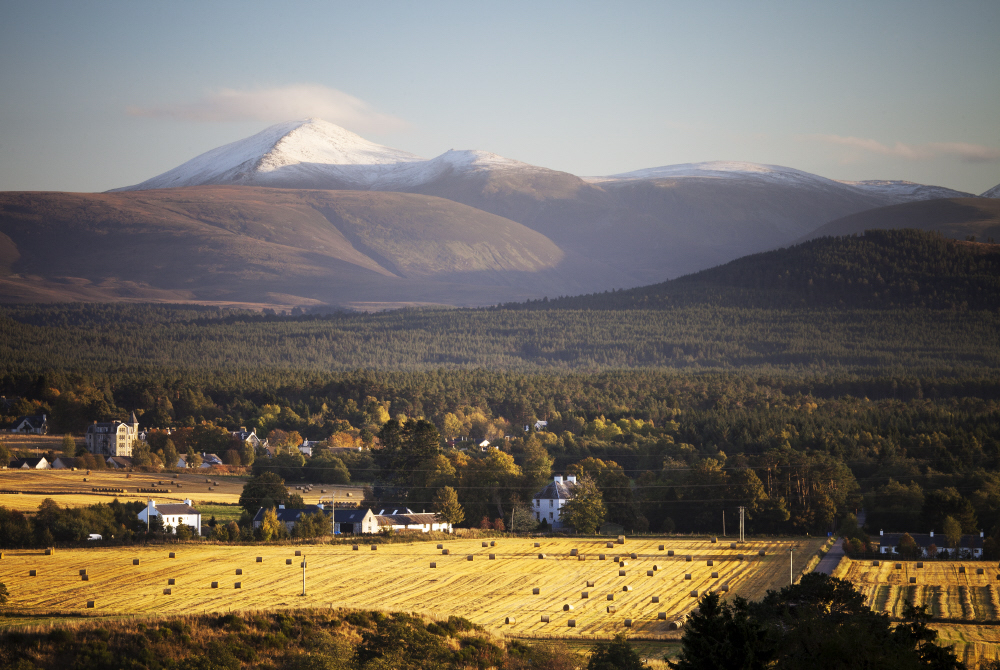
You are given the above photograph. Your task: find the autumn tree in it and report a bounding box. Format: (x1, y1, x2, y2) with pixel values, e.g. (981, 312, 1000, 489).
(432, 486, 465, 526)
(560, 477, 606, 535)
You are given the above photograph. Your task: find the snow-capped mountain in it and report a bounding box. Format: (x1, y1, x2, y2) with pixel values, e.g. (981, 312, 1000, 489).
(837, 179, 972, 202)
(982, 183, 1000, 198)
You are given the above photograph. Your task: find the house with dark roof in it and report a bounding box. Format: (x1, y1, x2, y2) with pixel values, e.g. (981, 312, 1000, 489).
(375, 509, 452, 533)
(875, 529, 985, 558)
(8, 414, 48, 435)
(86, 413, 139, 457)
(51, 457, 77, 469)
(106, 456, 133, 469)
(533, 475, 578, 529)
(232, 427, 269, 451)
(251, 505, 378, 534)
(138, 499, 202, 536)
(9, 456, 49, 470)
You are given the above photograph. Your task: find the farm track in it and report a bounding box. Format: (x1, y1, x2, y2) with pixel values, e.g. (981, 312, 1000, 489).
(0, 537, 824, 639)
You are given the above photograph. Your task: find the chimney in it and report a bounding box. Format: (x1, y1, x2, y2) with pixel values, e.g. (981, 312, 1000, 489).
(148, 500, 156, 509)
(183, 499, 192, 506)
(567, 475, 577, 484)
(554, 475, 563, 483)
(981, 531, 985, 538)
(278, 504, 285, 509)
(930, 530, 934, 538)
(880, 529, 883, 536)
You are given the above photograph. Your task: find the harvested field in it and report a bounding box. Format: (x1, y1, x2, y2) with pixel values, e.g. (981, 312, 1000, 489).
(0, 469, 363, 510)
(0, 536, 824, 639)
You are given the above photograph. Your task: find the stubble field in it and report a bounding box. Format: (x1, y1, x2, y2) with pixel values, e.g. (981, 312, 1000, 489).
(0, 536, 823, 639)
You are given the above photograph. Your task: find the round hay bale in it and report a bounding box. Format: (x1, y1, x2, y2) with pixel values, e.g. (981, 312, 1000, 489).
(295, 550, 302, 556)
(563, 604, 574, 611)
(623, 585, 632, 592)
(599, 554, 606, 560)
(686, 555, 692, 562)
(45, 548, 52, 556)
(624, 618, 633, 627)
(505, 616, 515, 624)
(538, 553, 546, 559)
(618, 535, 625, 544)
(607, 605, 617, 613)
(720, 584, 730, 592)
(652, 595, 660, 603)
(442, 549, 450, 555)
(738, 554, 745, 561)
(429, 562, 437, 568)
(707, 559, 714, 566)
(29, 570, 36, 576)
(606, 542, 614, 548)
(668, 550, 675, 557)
(79, 569, 87, 576)
(685, 573, 692, 580)
(570, 548, 578, 556)
(647, 570, 654, 576)
(873, 560, 880, 566)
(759, 550, 766, 557)
(669, 620, 683, 630)
(286, 559, 293, 565)
(490, 540, 496, 546)
(898, 563, 905, 570)
(909, 577, 917, 584)
(658, 611, 667, 620)
(81, 575, 89, 581)
(540, 615, 550, 623)
(352, 545, 359, 551)
(730, 543, 737, 549)
(534, 542, 541, 547)
(436, 544, 443, 549)
(619, 561, 628, 567)
(300, 561, 306, 568)
(659, 544, 665, 551)
(711, 571, 719, 578)
(532, 587, 540, 595)
(168, 578, 175, 585)
(630, 552, 637, 559)
(256, 557, 263, 563)
(619, 569, 626, 576)
(467, 555, 474, 561)
(582, 591, 589, 598)
(587, 580, 595, 587)
(578, 554, 586, 561)
(712, 537, 718, 543)
(482, 542, 489, 548)
(163, 588, 171, 595)
(346, 492, 352, 497)
(690, 590, 699, 597)
(489, 554, 496, 560)
(168, 552, 176, 559)
(211, 582, 219, 588)
(87, 600, 95, 608)
(236, 569, 242, 575)
(607, 593, 615, 601)
(652, 564, 660, 571)
(133, 559, 139, 566)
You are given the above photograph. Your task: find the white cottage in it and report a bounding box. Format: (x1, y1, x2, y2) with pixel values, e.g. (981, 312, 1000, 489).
(532, 475, 577, 529)
(138, 499, 202, 536)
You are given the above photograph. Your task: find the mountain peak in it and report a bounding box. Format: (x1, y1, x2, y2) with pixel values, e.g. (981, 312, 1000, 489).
(982, 183, 1000, 198)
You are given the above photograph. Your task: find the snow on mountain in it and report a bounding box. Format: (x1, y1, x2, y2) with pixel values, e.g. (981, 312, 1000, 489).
(837, 179, 972, 201)
(583, 161, 837, 186)
(112, 119, 426, 191)
(982, 183, 1000, 198)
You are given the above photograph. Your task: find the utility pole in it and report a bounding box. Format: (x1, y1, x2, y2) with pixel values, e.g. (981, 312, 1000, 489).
(738, 506, 745, 543)
(301, 554, 307, 596)
(722, 510, 726, 537)
(789, 547, 793, 585)
(146, 499, 151, 533)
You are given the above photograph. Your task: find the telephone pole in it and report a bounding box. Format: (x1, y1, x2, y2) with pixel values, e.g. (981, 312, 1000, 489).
(301, 554, 307, 596)
(722, 510, 726, 537)
(738, 506, 745, 543)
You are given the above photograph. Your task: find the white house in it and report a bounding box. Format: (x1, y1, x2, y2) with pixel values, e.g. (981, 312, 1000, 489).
(251, 505, 380, 535)
(299, 440, 325, 457)
(533, 475, 577, 529)
(199, 452, 224, 468)
(138, 499, 202, 536)
(876, 529, 985, 558)
(375, 509, 452, 533)
(534, 420, 548, 431)
(50, 457, 77, 469)
(9, 456, 49, 470)
(9, 414, 48, 435)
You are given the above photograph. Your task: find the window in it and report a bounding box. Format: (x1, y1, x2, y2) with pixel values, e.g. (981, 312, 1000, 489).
(549, 512, 553, 520)
(549, 499, 553, 508)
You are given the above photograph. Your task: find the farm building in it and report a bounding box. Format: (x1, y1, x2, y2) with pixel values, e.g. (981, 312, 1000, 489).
(106, 456, 133, 469)
(8, 456, 50, 470)
(138, 499, 202, 536)
(7, 414, 48, 434)
(875, 530, 985, 558)
(85, 413, 140, 457)
(533, 475, 577, 528)
(251, 505, 379, 534)
(376, 511, 452, 533)
(50, 457, 77, 469)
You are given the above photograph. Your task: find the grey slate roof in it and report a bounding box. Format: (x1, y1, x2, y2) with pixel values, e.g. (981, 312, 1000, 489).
(155, 503, 199, 515)
(877, 532, 984, 549)
(533, 479, 577, 501)
(377, 513, 442, 527)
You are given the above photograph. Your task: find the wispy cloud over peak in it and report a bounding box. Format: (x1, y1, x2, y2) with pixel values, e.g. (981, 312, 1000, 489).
(127, 84, 409, 134)
(805, 134, 1000, 164)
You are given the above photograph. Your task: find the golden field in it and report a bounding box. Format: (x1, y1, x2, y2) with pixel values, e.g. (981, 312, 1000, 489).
(0, 468, 363, 511)
(0, 536, 823, 639)
(841, 558, 1000, 666)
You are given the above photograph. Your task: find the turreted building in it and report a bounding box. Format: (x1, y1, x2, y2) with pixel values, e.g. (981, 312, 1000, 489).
(85, 412, 140, 457)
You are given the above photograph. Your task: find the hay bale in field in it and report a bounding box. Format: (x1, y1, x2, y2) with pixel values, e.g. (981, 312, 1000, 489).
(607, 605, 617, 613)
(720, 584, 729, 592)
(571, 548, 578, 556)
(686, 555, 692, 562)
(647, 570, 654, 576)
(563, 604, 574, 611)
(295, 550, 302, 556)
(652, 596, 660, 603)
(490, 541, 496, 546)
(236, 569, 242, 575)
(467, 555, 474, 561)
(652, 564, 660, 571)
(533, 587, 540, 595)
(599, 554, 606, 560)
(353, 545, 359, 551)
(707, 560, 714, 566)
(133, 559, 139, 566)
(623, 618, 633, 628)
(658, 611, 667, 620)
(505, 616, 515, 624)
(256, 557, 263, 563)
(711, 571, 719, 578)
(731, 543, 737, 549)
(630, 552, 637, 559)
(712, 537, 717, 543)
(539, 553, 546, 559)
(442, 549, 450, 555)
(623, 585, 632, 591)
(534, 542, 541, 547)
(81, 575, 89, 581)
(482, 542, 489, 548)
(29, 570, 36, 576)
(83, 478, 88, 482)
(489, 554, 496, 560)
(578, 554, 586, 561)
(909, 577, 917, 584)
(168, 578, 175, 585)
(45, 548, 53, 555)
(211, 582, 218, 588)
(737, 554, 745, 561)
(437, 544, 443, 549)
(346, 492, 352, 497)
(659, 544, 664, 550)
(541, 615, 550, 622)
(669, 620, 683, 630)
(286, 559, 293, 565)
(619, 560, 628, 567)
(607, 594, 615, 601)
(959, 566, 966, 573)
(619, 570, 626, 576)
(607, 542, 614, 548)
(79, 569, 87, 576)
(618, 535, 625, 544)
(873, 560, 880, 566)
(87, 600, 95, 608)
(582, 592, 589, 598)
(690, 590, 699, 597)
(917, 562, 923, 568)
(668, 550, 675, 557)
(235, 582, 241, 589)
(429, 562, 437, 568)
(759, 550, 766, 556)
(685, 573, 692, 580)
(587, 580, 596, 587)
(168, 552, 175, 559)
(163, 588, 171, 595)
(977, 568, 985, 575)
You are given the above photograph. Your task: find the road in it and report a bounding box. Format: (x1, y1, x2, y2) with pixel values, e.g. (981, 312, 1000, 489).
(814, 510, 863, 575)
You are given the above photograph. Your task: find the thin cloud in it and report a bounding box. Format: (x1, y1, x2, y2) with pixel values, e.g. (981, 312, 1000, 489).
(127, 84, 409, 133)
(805, 134, 1000, 164)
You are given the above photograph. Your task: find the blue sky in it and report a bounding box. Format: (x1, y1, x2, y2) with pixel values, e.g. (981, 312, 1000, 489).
(1, 0, 998, 193)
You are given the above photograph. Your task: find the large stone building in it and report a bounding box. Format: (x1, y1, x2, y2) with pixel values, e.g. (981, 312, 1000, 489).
(85, 412, 140, 457)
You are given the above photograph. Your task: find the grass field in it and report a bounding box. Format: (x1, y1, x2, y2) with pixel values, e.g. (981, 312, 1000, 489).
(0, 536, 824, 639)
(0, 468, 364, 512)
(842, 558, 1000, 666)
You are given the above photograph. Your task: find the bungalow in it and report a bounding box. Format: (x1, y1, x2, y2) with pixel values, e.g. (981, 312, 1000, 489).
(9, 414, 48, 435)
(9, 456, 49, 470)
(106, 456, 133, 469)
(199, 453, 224, 468)
(876, 529, 985, 558)
(251, 505, 379, 535)
(533, 475, 578, 529)
(50, 457, 77, 469)
(375, 510, 452, 533)
(534, 420, 548, 431)
(138, 499, 202, 536)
